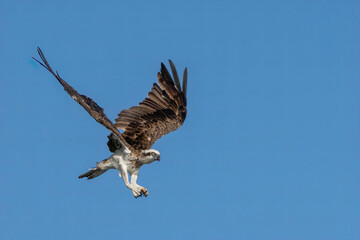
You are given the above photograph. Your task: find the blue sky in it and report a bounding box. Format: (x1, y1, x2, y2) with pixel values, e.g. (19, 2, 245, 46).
(1, 0, 359, 239)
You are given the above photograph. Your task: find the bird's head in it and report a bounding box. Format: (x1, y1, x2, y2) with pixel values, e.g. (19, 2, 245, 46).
(140, 149, 161, 164)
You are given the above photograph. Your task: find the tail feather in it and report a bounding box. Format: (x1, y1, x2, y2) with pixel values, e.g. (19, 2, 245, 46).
(78, 168, 107, 180)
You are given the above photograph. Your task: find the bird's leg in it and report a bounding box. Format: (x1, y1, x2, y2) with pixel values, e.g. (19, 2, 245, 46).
(118, 167, 141, 198)
(130, 172, 148, 197)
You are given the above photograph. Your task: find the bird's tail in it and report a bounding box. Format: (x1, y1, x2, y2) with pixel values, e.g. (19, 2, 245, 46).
(78, 168, 107, 180)
(78, 159, 110, 180)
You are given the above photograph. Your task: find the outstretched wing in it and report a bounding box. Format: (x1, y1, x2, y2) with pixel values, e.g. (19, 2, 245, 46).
(32, 47, 134, 152)
(114, 61, 187, 150)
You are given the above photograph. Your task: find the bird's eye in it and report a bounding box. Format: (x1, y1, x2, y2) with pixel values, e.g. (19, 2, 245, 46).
(152, 152, 156, 156)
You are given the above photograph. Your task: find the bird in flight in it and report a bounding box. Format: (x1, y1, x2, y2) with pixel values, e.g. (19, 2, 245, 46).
(33, 47, 188, 198)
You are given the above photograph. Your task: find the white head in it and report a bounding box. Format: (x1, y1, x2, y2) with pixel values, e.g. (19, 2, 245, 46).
(140, 149, 161, 164)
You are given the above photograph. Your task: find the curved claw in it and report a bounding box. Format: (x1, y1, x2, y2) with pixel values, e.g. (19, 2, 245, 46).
(132, 186, 148, 198)
(132, 189, 142, 198)
(134, 192, 143, 198)
(141, 188, 149, 197)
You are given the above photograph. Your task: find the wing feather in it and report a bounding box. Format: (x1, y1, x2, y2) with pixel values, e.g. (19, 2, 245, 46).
(169, 60, 181, 91)
(32, 47, 135, 153)
(114, 61, 187, 150)
(182, 67, 188, 97)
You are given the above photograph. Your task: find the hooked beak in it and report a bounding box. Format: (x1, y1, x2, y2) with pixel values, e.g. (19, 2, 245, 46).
(155, 155, 160, 161)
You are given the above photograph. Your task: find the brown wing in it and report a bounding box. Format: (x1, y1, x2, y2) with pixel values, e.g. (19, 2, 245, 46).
(114, 61, 187, 150)
(32, 47, 135, 152)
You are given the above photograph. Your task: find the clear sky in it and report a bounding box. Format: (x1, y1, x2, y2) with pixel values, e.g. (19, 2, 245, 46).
(1, 0, 359, 239)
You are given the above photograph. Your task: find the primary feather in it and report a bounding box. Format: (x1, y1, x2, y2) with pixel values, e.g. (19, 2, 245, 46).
(114, 63, 187, 151)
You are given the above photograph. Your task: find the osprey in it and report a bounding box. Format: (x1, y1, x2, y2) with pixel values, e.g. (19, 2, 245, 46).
(33, 48, 187, 198)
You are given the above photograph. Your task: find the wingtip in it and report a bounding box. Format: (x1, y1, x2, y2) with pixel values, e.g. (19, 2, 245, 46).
(182, 67, 187, 97)
(37, 46, 42, 55)
(183, 67, 188, 78)
(168, 59, 181, 91)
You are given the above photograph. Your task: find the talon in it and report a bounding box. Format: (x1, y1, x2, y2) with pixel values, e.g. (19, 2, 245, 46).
(141, 189, 149, 197)
(132, 186, 148, 198)
(133, 190, 141, 198)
